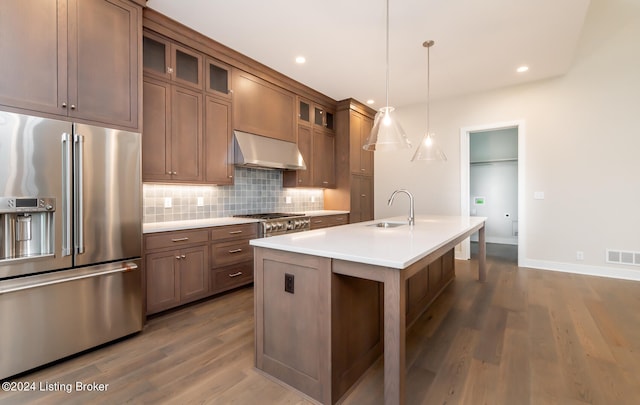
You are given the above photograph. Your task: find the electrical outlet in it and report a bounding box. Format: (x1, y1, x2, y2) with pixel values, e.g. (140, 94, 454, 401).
(284, 273, 294, 294)
(164, 197, 172, 208)
(197, 196, 204, 207)
(285, 196, 292, 204)
(576, 251, 584, 260)
(311, 196, 316, 203)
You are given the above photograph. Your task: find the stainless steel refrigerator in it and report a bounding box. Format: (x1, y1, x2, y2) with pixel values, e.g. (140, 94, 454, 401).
(0, 111, 143, 379)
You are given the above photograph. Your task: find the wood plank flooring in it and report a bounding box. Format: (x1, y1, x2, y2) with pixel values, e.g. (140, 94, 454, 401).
(2, 243, 640, 404)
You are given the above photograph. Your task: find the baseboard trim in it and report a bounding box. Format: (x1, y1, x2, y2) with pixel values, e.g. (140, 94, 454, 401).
(519, 258, 640, 282)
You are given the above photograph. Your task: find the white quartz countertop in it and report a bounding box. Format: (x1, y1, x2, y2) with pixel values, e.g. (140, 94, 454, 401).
(250, 215, 486, 269)
(143, 210, 349, 234)
(143, 217, 261, 234)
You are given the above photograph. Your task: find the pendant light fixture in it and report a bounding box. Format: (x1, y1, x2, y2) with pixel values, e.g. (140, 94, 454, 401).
(411, 40, 447, 162)
(362, 0, 412, 152)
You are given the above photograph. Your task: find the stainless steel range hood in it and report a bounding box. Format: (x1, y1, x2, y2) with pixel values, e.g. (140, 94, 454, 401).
(233, 130, 306, 170)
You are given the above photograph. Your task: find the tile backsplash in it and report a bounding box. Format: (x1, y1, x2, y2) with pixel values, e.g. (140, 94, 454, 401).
(143, 167, 324, 223)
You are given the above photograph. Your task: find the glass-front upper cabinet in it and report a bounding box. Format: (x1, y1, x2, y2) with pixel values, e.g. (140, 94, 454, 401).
(314, 105, 335, 131)
(143, 31, 203, 90)
(298, 99, 311, 125)
(206, 58, 231, 99)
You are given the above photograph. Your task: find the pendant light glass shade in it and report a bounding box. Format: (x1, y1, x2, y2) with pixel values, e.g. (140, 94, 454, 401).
(362, 0, 411, 152)
(411, 133, 447, 161)
(411, 40, 447, 162)
(363, 107, 412, 151)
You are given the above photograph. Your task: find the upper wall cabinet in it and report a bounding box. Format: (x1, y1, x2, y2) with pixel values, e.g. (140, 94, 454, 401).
(232, 70, 296, 142)
(143, 31, 203, 90)
(0, 0, 141, 130)
(349, 110, 374, 176)
(298, 99, 335, 132)
(205, 58, 232, 99)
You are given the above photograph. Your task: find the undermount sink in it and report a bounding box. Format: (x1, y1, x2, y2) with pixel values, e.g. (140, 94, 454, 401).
(367, 221, 406, 228)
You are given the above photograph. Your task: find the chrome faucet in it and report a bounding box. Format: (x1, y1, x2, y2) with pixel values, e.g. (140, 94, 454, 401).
(387, 189, 415, 226)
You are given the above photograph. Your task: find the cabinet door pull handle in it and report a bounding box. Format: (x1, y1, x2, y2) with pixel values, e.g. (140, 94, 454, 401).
(171, 237, 189, 242)
(70, 104, 76, 110)
(361, 194, 366, 197)
(228, 271, 243, 278)
(181, 255, 186, 259)
(228, 230, 243, 234)
(228, 248, 243, 254)
(175, 256, 181, 260)
(361, 168, 365, 171)
(62, 102, 67, 108)
(313, 220, 322, 224)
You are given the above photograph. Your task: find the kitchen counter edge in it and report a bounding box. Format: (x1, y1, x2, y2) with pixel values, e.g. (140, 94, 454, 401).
(143, 217, 262, 234)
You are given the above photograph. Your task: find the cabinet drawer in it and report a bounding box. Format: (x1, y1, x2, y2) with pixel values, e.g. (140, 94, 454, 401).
(210, 262, 253, 293)
(210, 223, 257, 241)
(211, 239, 253, 267)
(310, 214, 349, 230)
(145, 229, 209, 251)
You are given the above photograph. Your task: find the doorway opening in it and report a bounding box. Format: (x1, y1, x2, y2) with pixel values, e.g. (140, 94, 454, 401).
(458, 121, 525, 266)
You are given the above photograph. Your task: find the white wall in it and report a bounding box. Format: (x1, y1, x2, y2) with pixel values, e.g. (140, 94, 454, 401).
(375, 0, 640, 280)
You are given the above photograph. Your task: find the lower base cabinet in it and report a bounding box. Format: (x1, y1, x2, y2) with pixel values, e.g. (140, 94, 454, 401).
(144, 223, 257, 315)
(210, 262, 253, 294)
(309, 214, 349, 230)
(145, 244, 209, 315)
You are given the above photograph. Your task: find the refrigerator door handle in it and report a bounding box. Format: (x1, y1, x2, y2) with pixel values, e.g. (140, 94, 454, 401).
(0, 262, 139, 295)
(74, 130, 85, 255)
(61, 133, 73, 257)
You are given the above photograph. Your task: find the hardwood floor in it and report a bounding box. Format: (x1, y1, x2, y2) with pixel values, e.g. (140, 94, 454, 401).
(3, 244, 639, 404)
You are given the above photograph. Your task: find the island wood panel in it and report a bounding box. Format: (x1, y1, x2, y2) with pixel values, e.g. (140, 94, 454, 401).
(254, 248, 332, 404)
(331, 275, 383, 404)
(333, 224, 486, 405)
(253, 219, 486, 405)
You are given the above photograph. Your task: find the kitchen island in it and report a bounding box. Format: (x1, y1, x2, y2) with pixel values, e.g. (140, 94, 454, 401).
(251, 215, 486, 405)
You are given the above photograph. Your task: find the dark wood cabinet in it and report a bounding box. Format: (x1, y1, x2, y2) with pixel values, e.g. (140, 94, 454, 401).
(349, 111, 374, 176)
(232, 69, 296, 142)
(406, 249, 455, 326)
(309, 214, 349, 230)
(209, 223, 257, 294)
(313, 129, 336, 188)
(283, 124, 313, 187)
(204, 96, 233, 184)
(179, 245, 210, 303)
(142, 77, 202, 182)
(144, 229, 209, 315)
(349, 175, 374, 223)
(284, 97, 336, 189)
(143, 31, 203, 90)
(205, 58, 232, 99)
(0, 0, 141, 130)
(143, 223, 258, 315)
(325, 99, 376, 222)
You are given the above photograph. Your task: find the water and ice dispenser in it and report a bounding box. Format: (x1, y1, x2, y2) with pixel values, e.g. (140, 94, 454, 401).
(0, 197, 55, 260)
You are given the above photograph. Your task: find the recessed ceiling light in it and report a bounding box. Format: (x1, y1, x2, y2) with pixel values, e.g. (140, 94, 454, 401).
(517, 66, 529, 73)
(366, 99, 375, 105)
(295, 56, 306, 64)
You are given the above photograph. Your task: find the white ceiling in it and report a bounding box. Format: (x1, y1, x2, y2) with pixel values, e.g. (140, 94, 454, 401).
(146, 0, 591, 109)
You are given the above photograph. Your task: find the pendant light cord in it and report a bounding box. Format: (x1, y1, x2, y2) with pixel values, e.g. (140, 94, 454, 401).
(423, 40, 434, 134)
(385, 0, 390, 109)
